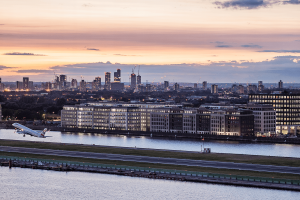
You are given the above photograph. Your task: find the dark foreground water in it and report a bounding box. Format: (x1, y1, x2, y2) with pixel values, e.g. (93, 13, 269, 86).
(1, 129, 300, 157)
(0, 167, 299, 200)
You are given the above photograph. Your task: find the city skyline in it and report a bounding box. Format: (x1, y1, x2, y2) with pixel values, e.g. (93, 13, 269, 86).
(1, 0, 300, 82)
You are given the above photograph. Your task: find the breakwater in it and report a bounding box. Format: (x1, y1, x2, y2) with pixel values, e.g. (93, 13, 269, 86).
(1, 156, 300, 192)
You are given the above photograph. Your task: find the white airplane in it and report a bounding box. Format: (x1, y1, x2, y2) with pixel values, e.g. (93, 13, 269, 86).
(12, 123, 51, 138)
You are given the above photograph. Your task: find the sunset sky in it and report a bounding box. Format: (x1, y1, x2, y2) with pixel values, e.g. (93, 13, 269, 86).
(1, 0, 300, 83)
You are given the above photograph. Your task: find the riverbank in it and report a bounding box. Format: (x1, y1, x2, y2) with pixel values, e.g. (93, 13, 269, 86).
(1, 155, 300, 192)
(1, 122, 299, 145)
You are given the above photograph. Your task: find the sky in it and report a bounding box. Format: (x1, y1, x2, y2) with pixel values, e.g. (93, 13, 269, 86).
(1, 0, 300, 83)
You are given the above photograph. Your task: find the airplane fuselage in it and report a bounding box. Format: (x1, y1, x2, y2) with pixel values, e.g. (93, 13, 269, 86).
(12, 123, 47, 138)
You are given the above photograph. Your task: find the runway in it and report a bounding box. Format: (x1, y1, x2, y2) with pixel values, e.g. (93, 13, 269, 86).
(1, 146, 300, 174)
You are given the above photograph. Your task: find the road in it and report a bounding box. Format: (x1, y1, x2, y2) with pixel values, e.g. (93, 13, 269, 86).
(1, 146, 300, 174)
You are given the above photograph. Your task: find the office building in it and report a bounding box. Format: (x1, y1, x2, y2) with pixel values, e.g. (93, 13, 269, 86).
(194, 83, 197, 89)
(59, 75, 67, 90)
(61, 102, 258, 136)
(80, 80, 86, 92)
(137, 74, 141, 85)
(238, 85, 244, 94)
(0, 78, 4, 91)
(202, 81, 207, 90)
(247, 84, 257, 94)
(174, 83, 180, 91)
(111, 82, 124, 91)
(92, 77, 101, 91)
(71, 79, 78, 89)
(130, 73, 136, 90)
(16, 81, 23, 90)
(105, 72, 111, 90)
(258, 81, 264, 92)
(164, 81, 169, 92)
(29, 81, 34, 90)
(278, 80, 283, 89)
(23, 77, 29, 90)
(114, 69, 121, 82)
(249, 93, 300, 135)
(211, 84, 218, 94)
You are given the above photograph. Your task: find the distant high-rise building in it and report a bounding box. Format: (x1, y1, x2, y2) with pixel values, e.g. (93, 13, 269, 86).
(202, 81, 207, 90)
(80, 80, 86, 92)
(59, 75, 67, 89)
(211, 84, 218, 94)
(23, 77, 29, 90)
(278, 80, 283, 89)
(28, 81, 34, 90)
(0, 78, 4, 91)
(137, 75, 141, 85)
(92, 77, 101, 91)
(174, 83, 180, 91)
(130, 73, 136, 90)
(71, 79, 78, 89)
(258, 81, 264, 92)
(247, 84, 257, 94)
(16, 81, 23, 90)
(164, 81, 169, 91)
(114, 69, 121, 82)
(105, 72, 111, 90)
(238, 85, 244, 94)
(44, 82, 52, 90)
(194, 83, 197, 89)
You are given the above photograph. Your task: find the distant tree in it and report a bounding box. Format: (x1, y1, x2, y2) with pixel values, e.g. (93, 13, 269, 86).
(0, 95, 6, 102)
(56, 98, 66, 107)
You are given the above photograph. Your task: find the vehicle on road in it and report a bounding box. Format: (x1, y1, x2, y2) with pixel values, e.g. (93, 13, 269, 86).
(12, 123, 51, 138)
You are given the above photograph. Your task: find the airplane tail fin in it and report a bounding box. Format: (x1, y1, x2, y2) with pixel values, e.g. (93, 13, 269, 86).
(40, 128, 47, 136)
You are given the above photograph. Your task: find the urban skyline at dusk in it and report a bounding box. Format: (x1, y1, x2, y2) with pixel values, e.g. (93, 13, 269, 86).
(1, 1, 300, 82)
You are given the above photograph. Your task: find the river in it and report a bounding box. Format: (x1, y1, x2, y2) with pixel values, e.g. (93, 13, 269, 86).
(1, 129, 300, 157)
(0, 167, 299, 200)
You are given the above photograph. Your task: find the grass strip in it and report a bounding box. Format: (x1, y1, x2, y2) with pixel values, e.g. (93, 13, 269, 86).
(1, 151, 300, 181)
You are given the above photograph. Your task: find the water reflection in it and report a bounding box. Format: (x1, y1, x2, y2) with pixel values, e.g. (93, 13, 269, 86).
(1, 129, 300, 157)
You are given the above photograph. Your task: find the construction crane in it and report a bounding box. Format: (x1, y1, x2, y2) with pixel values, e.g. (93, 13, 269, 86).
(132, 65, 136, 74)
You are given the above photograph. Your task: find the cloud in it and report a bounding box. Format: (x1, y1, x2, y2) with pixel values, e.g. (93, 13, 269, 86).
(0, 65, 12, 70)
(258, 50, 300, 53)
(14, 69, 52, 74)
(87, 48, 99, 51)
(213, 0, 271, 9)
(211, 41, 224, 44)
(3, 52, 47, 56)
(216, 45, 232, 48)
(295, 40, 300, 42)
(0, 24, 4, 25)
(43, 55, 300, 83)
(283, 0, 300, 4)
(241, 44, 262, 48)
(114, 54, 140, 56)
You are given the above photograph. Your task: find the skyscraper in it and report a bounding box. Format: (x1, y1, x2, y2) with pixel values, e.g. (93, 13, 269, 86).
(258, 81, 264, 92)
(92, 77, 101, 91)
(202, 81, 207, 90)
(211, 84, 218, 94)
(16, 81, 23, 90)
(164, 81, 169, 92)
(194, 83, 197, 88)
(174, 83, 179, 91)
(71, 79, 78, 89)
(278, 80, 283, 89)
(105, 72, 111, 90)
(130, 73, 136, 90)
(137, 74, 141, 85)
(59, 75, 67, 89)
(80, 80, 86, 92)
(23, 77, 29, 90)
(114, 69, 121, 82)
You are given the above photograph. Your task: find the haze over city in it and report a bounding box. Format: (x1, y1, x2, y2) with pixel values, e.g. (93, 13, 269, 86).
(1, 0, 300, 82)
